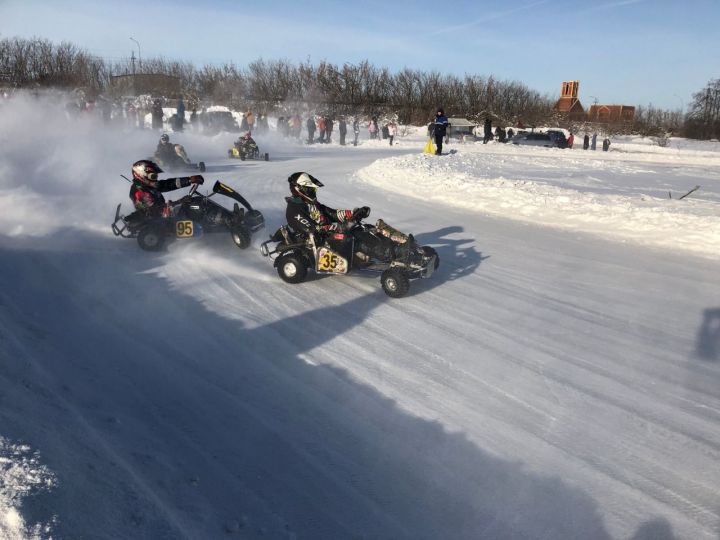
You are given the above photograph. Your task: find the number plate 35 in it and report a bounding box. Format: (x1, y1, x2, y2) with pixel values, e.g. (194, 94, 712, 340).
(317, 247, 348, 274)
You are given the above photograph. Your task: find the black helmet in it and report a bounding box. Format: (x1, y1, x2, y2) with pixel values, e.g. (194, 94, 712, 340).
(437, 107, 444, 115)
(132, 160, 163, 185)
(288, 172, 323, 203)
(160, 133, 169, 143)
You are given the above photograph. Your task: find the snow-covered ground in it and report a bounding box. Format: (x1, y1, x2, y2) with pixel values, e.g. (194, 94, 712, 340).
(1, 95, 720, 539)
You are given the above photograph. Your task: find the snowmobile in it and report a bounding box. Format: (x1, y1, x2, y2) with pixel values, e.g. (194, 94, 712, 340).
(260, 216, 438, 298)
(112, 180, 264, 252)
(228, 141, 269, 161)
(154, 144, 206, 172)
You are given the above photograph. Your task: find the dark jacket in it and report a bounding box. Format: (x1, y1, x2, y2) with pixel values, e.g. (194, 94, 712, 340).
(155, 141, 176, 161)
(285, 196, 353, 235)
(306, 118, 316, 133)
(339, 119, 347, 134)
(434, 114, 449, 137)
(130, 176, 194, 211)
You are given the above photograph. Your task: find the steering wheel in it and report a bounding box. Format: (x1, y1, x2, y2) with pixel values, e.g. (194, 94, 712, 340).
(187, 182, 199, 197)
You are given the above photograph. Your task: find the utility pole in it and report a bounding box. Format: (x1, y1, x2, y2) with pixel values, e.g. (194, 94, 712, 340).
(130, 37, 141, 71)
(130, 50, 136, 76)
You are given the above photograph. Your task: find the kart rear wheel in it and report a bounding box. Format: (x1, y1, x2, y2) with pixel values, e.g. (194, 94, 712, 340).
(231, 226, 251, 249)
(137, 225, 166, 252)
(381, 268, 410, 298)
(422, 246, 440, 270)
(277, 254, 308, 284)
(239, 152, 246, 161)
(199, 162, 206, 172)
(264, 153, 269, 161)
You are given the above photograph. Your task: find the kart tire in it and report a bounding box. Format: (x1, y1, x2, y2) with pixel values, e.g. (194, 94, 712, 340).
(422, 246, 440, 270)
(264, 153, 269, 161)
(137, 225, 166, 252)
(239, 152, 246, 161)
(381, 268, 410, 298)
(231, 226, 251, 249)
(199, 162, 206, 172)
(277, 254, 308, 284)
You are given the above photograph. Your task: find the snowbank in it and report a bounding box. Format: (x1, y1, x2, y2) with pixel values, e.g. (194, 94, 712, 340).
(356, 142, 720, 260)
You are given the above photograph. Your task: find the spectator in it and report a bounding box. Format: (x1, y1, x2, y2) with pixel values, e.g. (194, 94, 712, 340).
(483, 117, 493, 144)
(368, 117, 378, 139)
(567, 132, 575, 149)
(240, 113, 249, 132)
(316, 116, 326, 143)
(190, 108, 198, 130)
(245, 109, 255, 131)
(151, 99, 163, 130)
(498, 127, 507, 143)
(602, 137, 611, 151)
(353, 118, 360, 146)
(433, 107, 449, 155)
(387, 121, 397, 146)
(583, 133, 590, 150)
(291, 114, 302, 139)
(176, 97, 185, 131)
(306, 115, 316, 144)
(325, 116, 334, 143)
(381, 124, 389, 140)
(591, 132, 598, 150)
(338, 116, 347, 145)
(507, 127, 515, 140)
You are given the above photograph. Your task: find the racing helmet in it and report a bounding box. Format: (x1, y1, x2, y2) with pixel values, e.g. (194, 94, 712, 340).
(160, 133, 169, 143)
(288, 172, 323, 203)
(132, 160, 163, 185)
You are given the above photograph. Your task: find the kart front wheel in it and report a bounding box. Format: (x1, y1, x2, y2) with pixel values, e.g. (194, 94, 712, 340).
(231, 226, 251, 249)
(277, 254, 308, 284)
(264, 153, 269, 161)
(381, 268, 410, 298)
(137, 225, 166, 252)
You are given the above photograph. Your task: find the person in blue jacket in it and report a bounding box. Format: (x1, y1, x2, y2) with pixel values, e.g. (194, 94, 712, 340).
(433, 108, 449, 155)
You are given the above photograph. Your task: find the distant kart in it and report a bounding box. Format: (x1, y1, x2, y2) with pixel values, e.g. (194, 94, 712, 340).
(112, 180, 264, 252)
(228, 144, 269, 161)
(154, 144, 206, 172)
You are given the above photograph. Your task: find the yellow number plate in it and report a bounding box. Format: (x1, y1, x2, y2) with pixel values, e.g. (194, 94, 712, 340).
(176, 221, 194, 237)
(317, 248, 347, 273)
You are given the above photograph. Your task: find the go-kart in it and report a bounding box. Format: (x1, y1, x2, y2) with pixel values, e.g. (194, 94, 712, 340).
(154, 144, 206, 172)
(228, 143, 269, 161)
(112, 180, 264, 252)
(260, 217, 438, 298)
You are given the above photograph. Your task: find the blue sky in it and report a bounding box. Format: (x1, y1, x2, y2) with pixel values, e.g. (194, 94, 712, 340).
(2, 0, 718, 110)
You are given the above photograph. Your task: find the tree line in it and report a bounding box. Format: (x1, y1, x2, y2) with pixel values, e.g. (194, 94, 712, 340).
(1, 36, 718, 139)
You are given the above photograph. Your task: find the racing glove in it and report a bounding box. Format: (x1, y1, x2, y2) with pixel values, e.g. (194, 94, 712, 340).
(190, 175, 204, 184)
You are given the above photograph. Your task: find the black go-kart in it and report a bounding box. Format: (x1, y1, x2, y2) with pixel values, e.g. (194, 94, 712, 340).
(228, 144, 269, 161)
(154, 144, 206, 172)
(112, 181, 264, 252)
(260, 218, 438, 298)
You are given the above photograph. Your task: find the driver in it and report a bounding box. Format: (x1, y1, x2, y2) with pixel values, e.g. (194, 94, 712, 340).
(155, 133, 176, 164)
(285, 172, 392, 261)
(235, 131, 258, 153)
(129, 159, 204, 218)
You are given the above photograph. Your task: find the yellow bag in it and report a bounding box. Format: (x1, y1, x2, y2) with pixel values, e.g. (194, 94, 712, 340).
(423, 137, 435, 154)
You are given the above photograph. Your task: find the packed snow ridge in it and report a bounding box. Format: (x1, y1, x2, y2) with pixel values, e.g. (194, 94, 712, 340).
(356, 140, 720, 260)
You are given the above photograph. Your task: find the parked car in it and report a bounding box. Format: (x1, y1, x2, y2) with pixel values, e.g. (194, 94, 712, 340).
(511, 130, 568, 149)
(201, 110, 240, 133)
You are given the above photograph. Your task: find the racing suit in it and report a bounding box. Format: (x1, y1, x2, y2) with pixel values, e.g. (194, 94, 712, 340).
(285, 197, 394, 261)
(130, 176, 196, 216)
